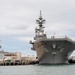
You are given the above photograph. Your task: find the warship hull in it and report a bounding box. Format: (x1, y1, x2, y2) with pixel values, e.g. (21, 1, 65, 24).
(33, 38, 75, 64)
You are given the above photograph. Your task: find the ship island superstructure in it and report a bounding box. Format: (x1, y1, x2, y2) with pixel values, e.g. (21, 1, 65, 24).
(30, 11, 75, 64)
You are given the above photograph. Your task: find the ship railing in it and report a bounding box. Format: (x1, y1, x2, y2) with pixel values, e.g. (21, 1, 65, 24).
(51, 36, 66, 39)
(65, 36, 73, 41)
(50, 36, 73, 42)
(65, 36, 75, 43)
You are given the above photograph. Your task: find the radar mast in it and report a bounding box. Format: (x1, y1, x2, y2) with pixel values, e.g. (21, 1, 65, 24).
(34, 10, 47, 40)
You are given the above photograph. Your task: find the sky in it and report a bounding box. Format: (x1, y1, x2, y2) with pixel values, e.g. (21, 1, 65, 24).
(0, 0, 75, 56)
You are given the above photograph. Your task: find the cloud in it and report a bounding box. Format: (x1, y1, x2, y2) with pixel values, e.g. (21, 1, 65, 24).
(6, 24, 28, 30)
(14, 36, 33, 42)
(0, 0, 75, 55)
(0, 0, 75, 38)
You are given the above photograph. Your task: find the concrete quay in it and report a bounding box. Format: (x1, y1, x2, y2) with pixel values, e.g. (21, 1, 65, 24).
(0, 51, 38, 66)
(0, 60, 38, 66)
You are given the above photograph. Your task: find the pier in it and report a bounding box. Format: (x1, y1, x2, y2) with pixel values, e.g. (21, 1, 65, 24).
(0, 51, 38, 66)
(0, 60, 38, 66)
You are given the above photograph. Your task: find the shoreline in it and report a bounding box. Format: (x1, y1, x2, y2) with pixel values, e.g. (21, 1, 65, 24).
(0, 61, 39, 66)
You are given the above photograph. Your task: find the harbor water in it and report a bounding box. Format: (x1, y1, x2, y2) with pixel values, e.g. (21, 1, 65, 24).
(0, 64, 75, 75)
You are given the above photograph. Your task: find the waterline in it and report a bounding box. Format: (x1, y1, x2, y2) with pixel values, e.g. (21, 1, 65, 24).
(0, 64, 75, 75)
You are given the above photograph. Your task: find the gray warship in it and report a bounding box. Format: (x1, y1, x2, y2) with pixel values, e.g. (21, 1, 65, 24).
(30, 11, 75, 64)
